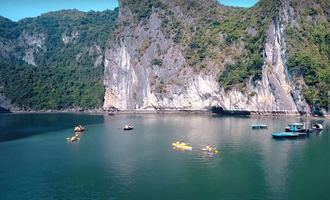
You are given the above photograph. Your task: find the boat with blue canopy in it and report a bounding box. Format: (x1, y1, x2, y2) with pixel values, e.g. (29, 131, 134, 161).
(285, 123, 309, 133)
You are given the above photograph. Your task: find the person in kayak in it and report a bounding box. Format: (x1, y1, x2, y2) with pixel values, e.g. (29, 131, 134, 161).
(206, 144, 212, 152)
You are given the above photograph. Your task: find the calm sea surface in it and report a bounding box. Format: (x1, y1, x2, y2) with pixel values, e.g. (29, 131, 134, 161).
(0, 113, 329, 200)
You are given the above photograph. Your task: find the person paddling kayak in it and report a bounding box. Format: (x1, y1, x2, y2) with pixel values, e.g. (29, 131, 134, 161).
(202, 144, 219, 154)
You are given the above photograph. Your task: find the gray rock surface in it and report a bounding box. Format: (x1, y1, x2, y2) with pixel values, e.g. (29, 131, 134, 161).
(103, 0, 310, 114)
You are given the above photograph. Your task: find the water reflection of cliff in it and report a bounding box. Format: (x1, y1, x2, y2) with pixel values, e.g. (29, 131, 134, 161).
(257, 118, 328, 199)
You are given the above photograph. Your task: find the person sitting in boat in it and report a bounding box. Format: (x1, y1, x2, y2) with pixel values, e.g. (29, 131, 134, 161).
(206, 144, 212, 152)
(74, 125, 85, 132)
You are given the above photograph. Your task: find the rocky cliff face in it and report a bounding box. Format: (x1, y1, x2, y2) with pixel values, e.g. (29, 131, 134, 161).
(104, 9, 222, 110)
(103, 0, 314, 114)
(0, 0, 328, 115)
(221, 0, 309, 114)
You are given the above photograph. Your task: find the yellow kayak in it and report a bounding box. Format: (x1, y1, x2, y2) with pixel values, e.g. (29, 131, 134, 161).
(172, 141, 192, 150)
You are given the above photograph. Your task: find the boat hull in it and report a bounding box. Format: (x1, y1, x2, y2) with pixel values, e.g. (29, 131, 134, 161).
(272, 132, 308, 138)
(252, 126, 267, 129)
(272, 132, 298, 138)
(285, 128, 309, 133)
(74, 130, 85, 132)
(74, 128, 85, 132)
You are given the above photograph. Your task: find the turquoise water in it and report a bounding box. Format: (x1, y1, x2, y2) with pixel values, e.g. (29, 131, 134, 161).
(0, 113, 329, 200)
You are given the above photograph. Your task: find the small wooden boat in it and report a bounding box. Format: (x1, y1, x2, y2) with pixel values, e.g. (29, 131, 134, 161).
(74, 125, 85, 132)
(311, 123, 323, 131)
(272, 131, 308, 138)
(272, 132, 299, 138)
(123, 125, 134, 131)
(251, 124, 267, 129)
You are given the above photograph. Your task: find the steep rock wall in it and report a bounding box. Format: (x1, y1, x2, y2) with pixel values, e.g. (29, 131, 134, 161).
(104, 11, 222, 110)
(220, 14, 298, 113)
(103, 0, 309, 113)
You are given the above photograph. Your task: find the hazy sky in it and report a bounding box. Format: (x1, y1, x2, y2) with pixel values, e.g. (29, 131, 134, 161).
(0, 0, 258, 21)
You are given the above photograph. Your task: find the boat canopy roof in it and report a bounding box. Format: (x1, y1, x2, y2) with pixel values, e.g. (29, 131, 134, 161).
(312, 123, 323, 129)
(288, 123, 304, 127)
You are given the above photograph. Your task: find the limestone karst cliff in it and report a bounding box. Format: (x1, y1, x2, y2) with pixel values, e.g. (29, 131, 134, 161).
(0, 0, 329, 115)
(103, 0, 328, 114)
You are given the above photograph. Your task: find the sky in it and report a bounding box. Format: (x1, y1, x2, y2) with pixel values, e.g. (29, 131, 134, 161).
(220, 0, 258, 7)
(0, 0, 258, 21)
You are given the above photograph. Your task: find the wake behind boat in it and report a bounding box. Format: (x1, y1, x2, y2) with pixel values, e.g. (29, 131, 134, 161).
(67, 134, 81, 143)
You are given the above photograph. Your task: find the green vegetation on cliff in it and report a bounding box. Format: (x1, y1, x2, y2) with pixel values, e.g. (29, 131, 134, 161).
(0, 9, 118, 110)
(152, 0, 279, 90)
(121, 0, 329, 111)
(286, 0, 330, 109)
(0, 60, 105, 109)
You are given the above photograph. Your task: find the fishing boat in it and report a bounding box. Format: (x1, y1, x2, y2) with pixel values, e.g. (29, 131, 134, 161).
(285, 123, 309, 133)
(272, 130, 309, 138)
(123, 125, 134, 131)
(311, 123, 323, 131)
(172, 141, 192, 151)
(251, 124, 268, 129)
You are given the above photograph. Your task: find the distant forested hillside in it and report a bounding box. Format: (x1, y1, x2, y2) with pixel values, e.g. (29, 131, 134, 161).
(0, 9, 118, 110)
